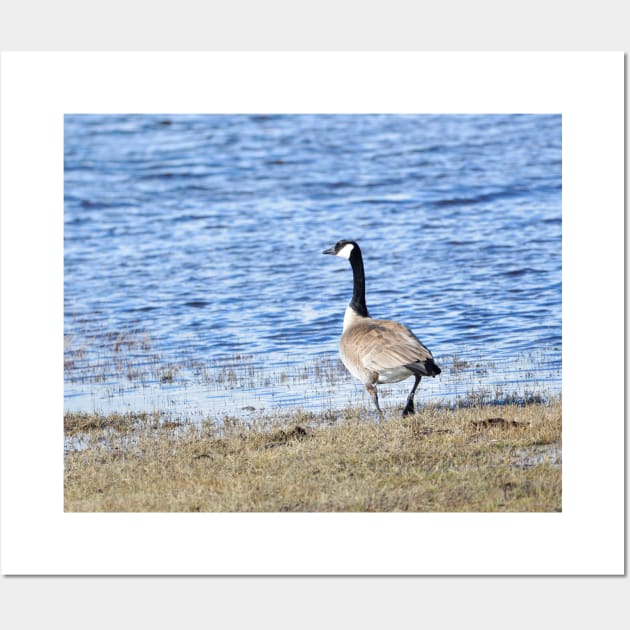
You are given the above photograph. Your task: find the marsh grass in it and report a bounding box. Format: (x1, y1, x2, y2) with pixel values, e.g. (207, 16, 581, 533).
(64, 399, 561, 512)
(64, 328, 561, 425)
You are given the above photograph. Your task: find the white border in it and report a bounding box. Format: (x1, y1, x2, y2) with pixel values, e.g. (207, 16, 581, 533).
(1, 52, 624, 574)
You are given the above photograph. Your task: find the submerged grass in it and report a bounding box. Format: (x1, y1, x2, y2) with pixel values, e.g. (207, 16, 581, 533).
(64, 399, 561, 512)
(64, 330, 561, 394)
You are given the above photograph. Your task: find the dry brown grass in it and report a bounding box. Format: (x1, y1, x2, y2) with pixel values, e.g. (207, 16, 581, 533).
(64, 400, 561, 512)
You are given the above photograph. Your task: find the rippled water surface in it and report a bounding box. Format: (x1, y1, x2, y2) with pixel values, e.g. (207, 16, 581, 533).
(64, 114, 561, 418)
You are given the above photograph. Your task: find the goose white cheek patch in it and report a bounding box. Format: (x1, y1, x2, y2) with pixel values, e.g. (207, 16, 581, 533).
(336, 243, 354, 259)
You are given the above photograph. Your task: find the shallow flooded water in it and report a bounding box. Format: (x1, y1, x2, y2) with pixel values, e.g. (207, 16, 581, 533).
(64, 114, 561, 420)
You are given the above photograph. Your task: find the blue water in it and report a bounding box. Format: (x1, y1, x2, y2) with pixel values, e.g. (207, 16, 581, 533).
(64, 114, 561, 418)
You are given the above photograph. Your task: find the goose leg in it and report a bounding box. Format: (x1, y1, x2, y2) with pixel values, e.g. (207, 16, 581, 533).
(366, 384, 384, 419)
(402, 375, 421, 416)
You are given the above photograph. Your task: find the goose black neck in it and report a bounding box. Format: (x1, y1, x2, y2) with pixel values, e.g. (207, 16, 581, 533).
(349, 246, 369, 317)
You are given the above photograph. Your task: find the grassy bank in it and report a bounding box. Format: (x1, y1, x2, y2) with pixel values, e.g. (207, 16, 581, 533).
(64, 400, 561, 512)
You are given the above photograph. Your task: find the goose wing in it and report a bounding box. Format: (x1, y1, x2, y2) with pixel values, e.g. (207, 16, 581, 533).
(343, 319, 436, 374)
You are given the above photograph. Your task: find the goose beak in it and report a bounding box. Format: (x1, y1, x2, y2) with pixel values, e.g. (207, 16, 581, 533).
(322, 246, 336, 255)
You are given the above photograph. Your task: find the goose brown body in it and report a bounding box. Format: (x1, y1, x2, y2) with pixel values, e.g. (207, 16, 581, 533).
(323, 240, 440, 417)
(340, 310, 439, 385)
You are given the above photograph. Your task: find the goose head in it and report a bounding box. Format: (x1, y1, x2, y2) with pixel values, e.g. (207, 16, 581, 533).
(322, 240, 360, 260)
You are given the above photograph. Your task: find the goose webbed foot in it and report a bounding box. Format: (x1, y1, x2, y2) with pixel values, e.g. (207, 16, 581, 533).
(402, 374, 421, 417)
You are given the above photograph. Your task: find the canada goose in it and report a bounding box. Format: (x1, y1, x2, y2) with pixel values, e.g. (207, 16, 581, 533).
(323, 240, 441, 417)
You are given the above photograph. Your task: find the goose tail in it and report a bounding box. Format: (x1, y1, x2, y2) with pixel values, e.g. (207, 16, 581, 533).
(407, 358, 441, 377)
